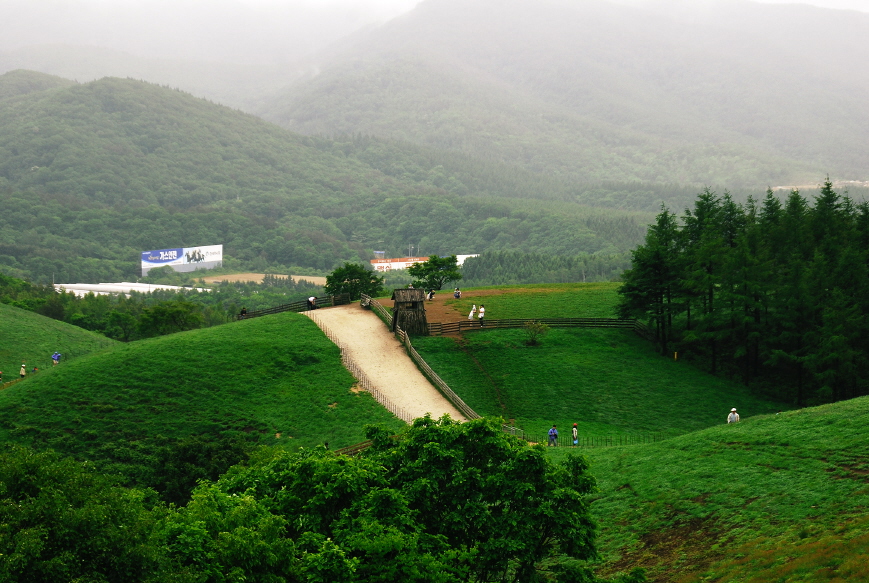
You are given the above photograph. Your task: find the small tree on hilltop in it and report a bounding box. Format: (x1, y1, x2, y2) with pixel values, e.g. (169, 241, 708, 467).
(407, 254, 462, 290)
(324, 262, 385, 300)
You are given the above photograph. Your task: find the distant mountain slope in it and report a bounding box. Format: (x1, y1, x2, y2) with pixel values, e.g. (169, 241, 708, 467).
(0, 68, 74, 102)
(0, 71, 653, 282)
(0, 45, 293, 111)
(257, 0, 869, 187)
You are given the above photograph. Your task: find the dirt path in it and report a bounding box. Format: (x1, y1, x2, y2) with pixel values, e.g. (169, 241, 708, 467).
(307, 304, 465, 422)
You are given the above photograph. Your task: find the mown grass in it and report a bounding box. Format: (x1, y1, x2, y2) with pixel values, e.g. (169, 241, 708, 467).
(445, 281, 622, 319)
(0, 302, 116, 381)
(413, 327, 785, 439)
(0, 311, 405, 479)
(545, 397, 869, 582)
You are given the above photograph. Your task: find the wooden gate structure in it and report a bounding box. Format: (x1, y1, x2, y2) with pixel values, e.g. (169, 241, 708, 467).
(390, 288, 429, 335)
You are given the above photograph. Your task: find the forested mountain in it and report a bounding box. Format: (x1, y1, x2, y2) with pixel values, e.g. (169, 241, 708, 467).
(0, 70, 652, 283)
(258, 0, 869, 187)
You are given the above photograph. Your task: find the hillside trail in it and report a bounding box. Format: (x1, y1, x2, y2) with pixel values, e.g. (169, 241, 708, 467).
(306, 303, 466, 422)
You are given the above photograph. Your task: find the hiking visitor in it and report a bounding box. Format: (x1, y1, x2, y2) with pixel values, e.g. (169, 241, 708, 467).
(727, 408, 740, 424)
(548, 425, 558, 446)
(454, 288, 461, 299)
(240, 307, 248, 319)
(52, 352, 61, 365)
(572, 423, 578, 446)
(20, 363, 26, 379)
(478, 305, 485, 327)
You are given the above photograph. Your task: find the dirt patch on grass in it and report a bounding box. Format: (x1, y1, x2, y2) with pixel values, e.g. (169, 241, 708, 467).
(200, 273, 327, 286)
(603, 518, 725, 583)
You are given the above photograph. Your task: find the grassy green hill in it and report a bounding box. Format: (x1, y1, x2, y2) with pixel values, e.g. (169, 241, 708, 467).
(555, 397, 869, 582)
(0, 302, 116, 380)
(0, 70, 654, 283)
(413, 283, 787, 438)
(0, 311, 405, 489)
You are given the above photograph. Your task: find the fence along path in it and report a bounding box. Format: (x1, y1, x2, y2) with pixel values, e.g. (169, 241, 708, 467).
(429, 317, 654, 341)
(305, 305, 466, 423)
(237, 293, 351, 320)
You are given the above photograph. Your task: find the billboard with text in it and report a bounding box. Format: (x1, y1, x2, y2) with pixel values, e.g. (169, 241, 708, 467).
(141, 244, 223, 276)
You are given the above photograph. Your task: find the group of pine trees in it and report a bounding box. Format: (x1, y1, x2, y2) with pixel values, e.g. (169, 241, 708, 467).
(618, 181, 869, 406)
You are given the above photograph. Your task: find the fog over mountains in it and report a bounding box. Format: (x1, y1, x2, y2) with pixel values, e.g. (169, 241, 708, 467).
(1, 0, 868, 189)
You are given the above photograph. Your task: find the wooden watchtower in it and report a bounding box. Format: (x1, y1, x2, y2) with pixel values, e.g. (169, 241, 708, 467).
(391, 288, 428, 335)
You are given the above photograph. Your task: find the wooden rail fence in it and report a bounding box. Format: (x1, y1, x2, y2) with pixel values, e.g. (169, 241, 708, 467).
(429, 317, 654, 341)
(237, 294, 351, 320)
(394, 326, 481, 421)
(537, 433, 664, 448)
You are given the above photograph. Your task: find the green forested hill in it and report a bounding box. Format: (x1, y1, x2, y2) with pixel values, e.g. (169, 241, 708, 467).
(257, 0, 869, 187)
(0, 71, 655, 283)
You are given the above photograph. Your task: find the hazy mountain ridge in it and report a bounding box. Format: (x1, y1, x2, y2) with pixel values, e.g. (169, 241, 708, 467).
(0, 71, 654, 282)
(258, 0, 869, 186)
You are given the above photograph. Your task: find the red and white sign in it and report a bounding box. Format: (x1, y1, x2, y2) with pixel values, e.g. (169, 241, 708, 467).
(370, 257, 429, 271)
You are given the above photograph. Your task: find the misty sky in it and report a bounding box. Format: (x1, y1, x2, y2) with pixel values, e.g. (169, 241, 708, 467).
(0, 0, 866, 65)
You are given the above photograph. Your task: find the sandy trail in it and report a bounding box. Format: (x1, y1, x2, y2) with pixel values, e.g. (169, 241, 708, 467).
(307, 304, 465, 422)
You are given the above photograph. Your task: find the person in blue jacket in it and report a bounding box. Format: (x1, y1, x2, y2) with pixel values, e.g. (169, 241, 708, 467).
(548, 424, 558, 447)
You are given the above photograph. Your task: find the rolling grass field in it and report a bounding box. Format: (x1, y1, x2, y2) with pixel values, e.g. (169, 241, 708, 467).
(413, 282, 787, 439)
(444, 281, 623, 319)
(0, 302, 116, 382)
(0, 310, 405, 482)
(551, 397, 869, 582)
(413, 328, 785, 440)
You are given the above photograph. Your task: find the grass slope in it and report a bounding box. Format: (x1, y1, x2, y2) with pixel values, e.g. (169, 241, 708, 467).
(549, 397, 869, 582)
(414, 283, 787, 437)
(0, 312, 404, 477)
(0, 302, 116, 380)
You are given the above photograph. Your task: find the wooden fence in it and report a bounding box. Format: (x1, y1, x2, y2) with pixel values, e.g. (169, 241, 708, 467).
(307, 310, 415, 424)
(537, 433, 663, 448)
(430, 317, 655, 342)
(394, 326, 482, 421)
(236, 294, 351, 320)
(362, 294, 392, 327)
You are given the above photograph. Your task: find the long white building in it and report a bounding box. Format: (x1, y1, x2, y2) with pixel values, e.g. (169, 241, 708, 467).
(370, 254, 478, 272)
(54, 282, 210, 297)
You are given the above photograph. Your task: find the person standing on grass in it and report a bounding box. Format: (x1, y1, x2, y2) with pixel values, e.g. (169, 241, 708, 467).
(20, 363, 26, 379)
(727, 408, 740, 424)
(478, 304, 486, 327)
(548, 424, 558, 446)
(468, 304, 477, 320)
(572, 423, 578, 446)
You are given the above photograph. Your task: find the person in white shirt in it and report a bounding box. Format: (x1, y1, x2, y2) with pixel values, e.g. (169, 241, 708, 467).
(727, 408, 740, 424)
(478, 305, 486, 327)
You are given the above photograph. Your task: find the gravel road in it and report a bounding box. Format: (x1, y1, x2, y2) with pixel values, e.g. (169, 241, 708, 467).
(307, 304, 465, 422)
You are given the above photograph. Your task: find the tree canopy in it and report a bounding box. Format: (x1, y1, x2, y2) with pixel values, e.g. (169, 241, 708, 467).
(408, 255, 462, 290)
(324, 262, 385, 300)
(618, 181, 869, 407)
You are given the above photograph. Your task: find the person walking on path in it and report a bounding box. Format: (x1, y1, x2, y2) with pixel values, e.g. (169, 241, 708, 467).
(20, 363, 26, 379)
(468, 304, 477, 320)
(572, 423, 578, 446)
(478, 305, 486, 327)
(548, 424, 558, 446)
(727, 408, 740, 424)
